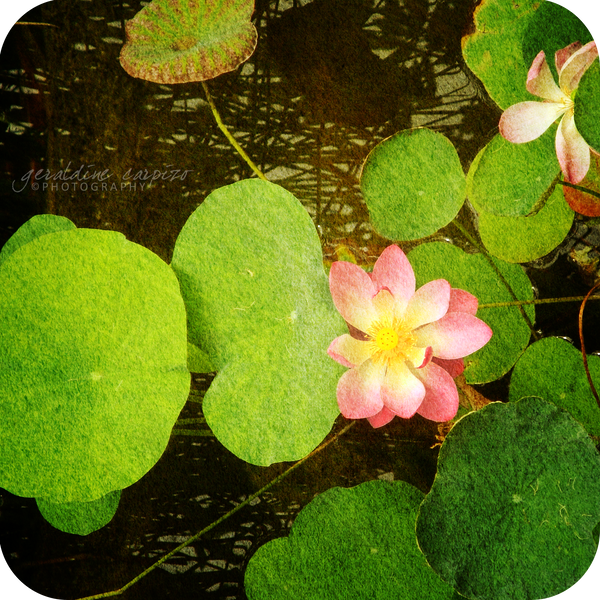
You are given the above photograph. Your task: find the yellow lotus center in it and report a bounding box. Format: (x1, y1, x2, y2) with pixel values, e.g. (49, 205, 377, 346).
(375, 327, 399, 351)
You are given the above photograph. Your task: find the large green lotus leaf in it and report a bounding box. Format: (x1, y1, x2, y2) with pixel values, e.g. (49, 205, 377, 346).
(575, 60, 600, 154)
(462, 0, 593, 110)
(416, 397, 600, 600)
(408, 242, 534, 384)
(477, 184, 574, 263)
(0, 214, 76, 267)
(0, 229, 190, 503)
(245, 480, 455, 600)
(171, 179, 345, 466)
(36, 490, 121, 536)
(509, 336, 600, 437)
(119, 0, 257, 84)
(466, 130, 559, 217)
(360, 129, 466, 241)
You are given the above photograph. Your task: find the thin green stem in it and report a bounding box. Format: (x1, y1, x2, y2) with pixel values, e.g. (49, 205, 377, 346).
(75, 420, 356, 600)
(479, 295, 600, 309)
(579, 283, 600, 408)
(201, 81, 268, 182)
(452, 220, 539, 340)
(557, 180, 600, 200)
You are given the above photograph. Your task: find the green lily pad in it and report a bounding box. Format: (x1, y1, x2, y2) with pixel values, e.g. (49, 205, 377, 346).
(408, 242, 535, 384)
(0, 214, 76, 267)
(575, 60, 600, 154)
(0, 228, 190, 503)
(462, 0, 592, 110)
(119, 0, 258, 84)
(477, 184, 574, 263)
(466, 130, 560, 217)
(360, 129, 466, 241)
(36, 490, 121, 536)
(416, 397, 600, 600)
(509, 336, 600, 437)
(171, 179, 345, 466)
(245, 480, 456, 600)
(187, 342, 215, 373)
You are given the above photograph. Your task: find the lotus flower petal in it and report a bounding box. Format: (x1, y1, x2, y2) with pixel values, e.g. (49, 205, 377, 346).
(414, 362, 460, 422)
(448, 288, 478, 315)
(404, 279, 450, 330)
(329, 261, 377, 331)
(414, 313, 493, 360)
(432, 357, 465, 378)
(555, 41, 583, 73)
(336, 359, 385, 419)
(328, 334, 373, 368)
(499, 101, 567, 144)
(558, 41, 598, 95)
(370, 244, 416, 307)
(526, 50, 565, 102)
(381, 360, 426, 418)
(367, 406, 396, 428)
(556, 110, 591, 184)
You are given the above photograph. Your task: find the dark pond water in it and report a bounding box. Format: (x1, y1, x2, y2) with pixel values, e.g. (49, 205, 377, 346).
(1, 1, 599, 599)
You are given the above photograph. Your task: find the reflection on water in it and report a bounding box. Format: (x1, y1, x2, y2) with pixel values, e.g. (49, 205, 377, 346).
(0, 1, 599, 599)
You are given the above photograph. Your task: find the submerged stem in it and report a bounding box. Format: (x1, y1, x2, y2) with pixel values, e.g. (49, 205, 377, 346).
(75, 420, 356, 600)
(557, 180, 600, 200)
(579, 282, 600, 408)
(201, 81, 268, 182)
(479, 295, 600, 309)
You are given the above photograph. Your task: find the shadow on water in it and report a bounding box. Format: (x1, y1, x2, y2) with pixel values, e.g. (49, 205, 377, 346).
(0, 1, 599, 599)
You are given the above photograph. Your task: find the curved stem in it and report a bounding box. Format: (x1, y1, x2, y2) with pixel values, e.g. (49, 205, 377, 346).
(479, 295, 600, 309)
(579, 282, 600, 408)
(451, 220, 539, 340)
(557, 180, 600, 200)
(74, 420, 356, 600)
(202, 81, 268, 181)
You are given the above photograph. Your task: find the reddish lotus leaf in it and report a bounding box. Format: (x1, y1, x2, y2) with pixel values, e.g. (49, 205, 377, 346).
(119, 0, 257, 84)
(563, 152, 600, 216)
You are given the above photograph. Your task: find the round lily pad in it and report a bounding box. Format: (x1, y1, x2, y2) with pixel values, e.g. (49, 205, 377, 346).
(408, 242, 535, 384)
(509, 336, 600, 437)
(0, 228, 190, 503)
(416, 397, 600, 600)
(575, 59, 600, 154)
(477, 184, 574, 263)
(466, 130, 560, 217)
(245, 480, 455, 600)
(171, 179, 345, 466)
(119, 0, 258, 84)
(360, 129, 466, 241)
(37, 491, 121, 536)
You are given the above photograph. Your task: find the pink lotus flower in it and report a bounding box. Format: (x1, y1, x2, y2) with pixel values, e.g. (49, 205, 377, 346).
(327, 245, 492, 427)
(499, 41, 598, 184)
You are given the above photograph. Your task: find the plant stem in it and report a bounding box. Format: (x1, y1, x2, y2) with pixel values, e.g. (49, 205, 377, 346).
(451, 220, 539, 340)
(557, 180, 600, 200)
(479, 295, 600, 309)
(74, 420, 356, 600)
(201, 81, 268, 182)
(579, 282, 600, 407)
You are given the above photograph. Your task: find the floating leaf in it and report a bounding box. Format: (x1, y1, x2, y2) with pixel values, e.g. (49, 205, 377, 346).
(575, 60, 600, 155)
(509, 336, 600, 437)
(245, 480, 455, 600)
(36, 491, 121, 536)
(477, 185, 574, 263)
(462, 0, 592, 110)
(417, 397, 600, 600)
(408, 242, 535, 384)
(119, 0, 258, 84)
(0, 214, 76, 267)
(360, 129, 466, 241)
(187, 342, 215, 373)
(466, 130, 559, 217)
(0, 227, 190, 503)
(171, 179, 345, 466)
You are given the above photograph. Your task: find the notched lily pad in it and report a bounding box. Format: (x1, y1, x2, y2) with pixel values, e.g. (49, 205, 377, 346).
(36, 490, 121, 536)
(119, 0, 258, 84)
(171, 179, 345, 466)
(0, 227, 190, 503)
(417, 397, 600, 600)
(245, 480, 455, 600)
